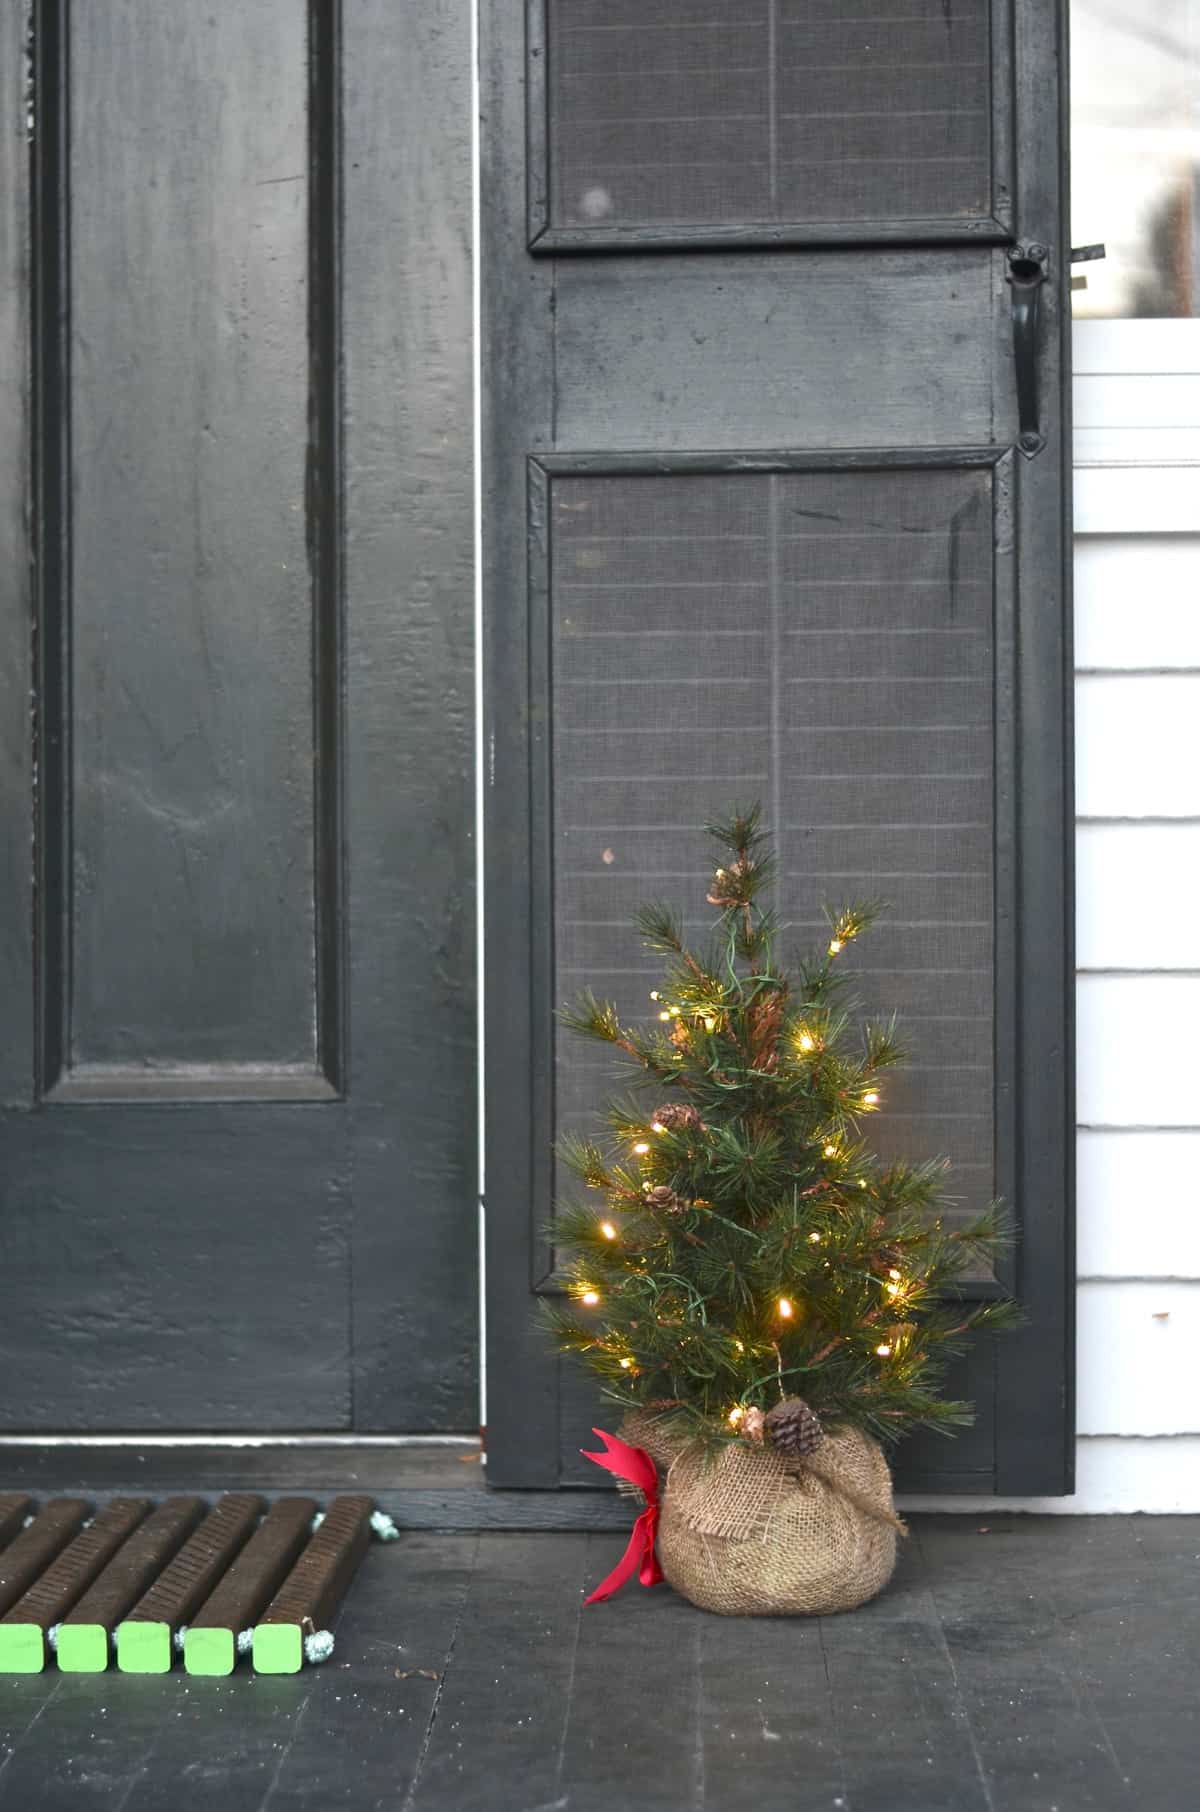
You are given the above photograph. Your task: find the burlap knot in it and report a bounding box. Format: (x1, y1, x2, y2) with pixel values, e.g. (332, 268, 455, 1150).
(621, 1409, 905, 1617)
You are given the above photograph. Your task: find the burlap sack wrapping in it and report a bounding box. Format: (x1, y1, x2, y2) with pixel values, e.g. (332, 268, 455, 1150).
(622, 1410, 904, 1617)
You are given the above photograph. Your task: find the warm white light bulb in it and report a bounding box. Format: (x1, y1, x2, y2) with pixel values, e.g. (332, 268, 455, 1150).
(797, 1031, 815, 1053)
(633, 1141, 650, 1156)
(828, 937, 844, 956)
(862, 1090, 880, 1108)
(888, 1268, 902, 1281)
(619, 1356, 633, 1370)
(875, 1342, 892, 1357)
(823, 1143, 837, 1159)
(650, 990, 660, 1001)
(600, 1221, 617, 1240)
(581, 1289, 600, 1307)
(728, 1405, 745, 1426)
(659, 1010, 672, 1022)
(778, 1297, 794, 1319)
(808, 1232, 821, 1244)
(651, 1121, 666, 1134)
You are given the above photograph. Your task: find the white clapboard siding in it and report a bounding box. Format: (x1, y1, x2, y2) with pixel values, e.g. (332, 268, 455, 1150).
(1072, 320, 1200, 536)
(1076, 675, 1200, 819)
(1075, 466, 1200, 534)
(1076, 824, 1200, 970)
(1078, 976, 1200, 1128)
(1078, 1283, 1200, 1435)
(1077, 1131, 1200, 1279)
(881, 301, 1199, 1505)
(1075, 539, 1200, 670)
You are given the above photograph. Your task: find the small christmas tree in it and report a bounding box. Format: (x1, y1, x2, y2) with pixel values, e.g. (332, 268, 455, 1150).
(548, 806, 1020, 1459)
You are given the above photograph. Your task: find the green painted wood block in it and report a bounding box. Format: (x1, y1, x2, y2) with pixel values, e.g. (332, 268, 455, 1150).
(252, 1623, 304, 1674)
(0, 1624, 47, 1673)
(56, 1624, 110, 1673)
(116, 1620, 173, 1674)
(183, 1627, 238, 1677)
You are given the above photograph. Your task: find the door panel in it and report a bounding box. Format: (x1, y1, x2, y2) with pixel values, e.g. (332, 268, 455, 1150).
(553, 254, 1008, 449)
(485, 0, 1073, 1491)
(0, 0, 476, 1432)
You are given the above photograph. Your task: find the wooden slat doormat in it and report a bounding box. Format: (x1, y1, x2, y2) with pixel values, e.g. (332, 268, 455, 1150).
(0, 1494, 393, 1675)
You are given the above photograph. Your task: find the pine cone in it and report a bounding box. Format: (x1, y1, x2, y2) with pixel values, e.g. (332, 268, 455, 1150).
(644, 1185, 686, 1216)
(653, 1103, 703, 1133)
(764, 1397, 824, 1459)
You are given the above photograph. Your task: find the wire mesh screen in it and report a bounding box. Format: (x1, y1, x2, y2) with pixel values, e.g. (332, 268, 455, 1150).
(546, 0, 992, 230)
(550, 468, 995, 1227)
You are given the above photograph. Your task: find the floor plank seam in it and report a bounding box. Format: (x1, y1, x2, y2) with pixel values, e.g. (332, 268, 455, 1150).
(400, 1531, 479, 1812)
(912, 1524, 997, 1812)
(815, 1617, 850, 1812)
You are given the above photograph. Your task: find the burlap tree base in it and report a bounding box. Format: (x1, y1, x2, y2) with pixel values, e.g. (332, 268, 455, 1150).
(623, 1411, 904, 1617)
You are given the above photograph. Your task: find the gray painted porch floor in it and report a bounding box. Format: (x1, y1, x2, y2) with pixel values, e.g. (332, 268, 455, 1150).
(0, 1515, 1196, 1811)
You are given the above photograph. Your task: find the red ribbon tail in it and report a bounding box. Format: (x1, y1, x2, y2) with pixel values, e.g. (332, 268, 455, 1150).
(580, 1427, 664, 1606)
(584, 1504, 660, 1604)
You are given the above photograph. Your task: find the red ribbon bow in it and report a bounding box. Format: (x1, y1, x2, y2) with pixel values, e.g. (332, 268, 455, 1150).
(580, 1427, 665, 1605)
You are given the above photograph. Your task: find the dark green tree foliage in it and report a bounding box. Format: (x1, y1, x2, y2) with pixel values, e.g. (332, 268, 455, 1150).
(548, 807, 1021, 1454)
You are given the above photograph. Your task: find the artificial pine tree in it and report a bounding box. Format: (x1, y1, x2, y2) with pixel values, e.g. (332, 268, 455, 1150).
(548, 805, 1020, 1468)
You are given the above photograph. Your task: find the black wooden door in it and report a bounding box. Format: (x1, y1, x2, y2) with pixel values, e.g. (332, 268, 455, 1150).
(0, 2, 476, 1432)
(483, 0, 1073, 1492)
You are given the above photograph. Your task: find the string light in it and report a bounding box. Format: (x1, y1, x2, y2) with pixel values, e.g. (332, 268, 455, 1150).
(651, 1121, 666, 1134)
(875, 1342, 892, 1357)
(777, 1297, 794, 1320)
(888, 1268, 902, 1280)
(581, 1289, 600, 1307)
(633, 1141, 650, 1156)
(797, 1030, 815, 1053)
(886, 1279, 902, 1297)
(823, 1143, 837, 1158)
(619, 1356, 634, 1370)
(659, 1010, 672, 1022)
(861, 1090, 880, 1108)
(733, 1338, 745, 1352)
(828, 937, 844, 956)
(728, 1405, 745, 1427)
(650, 990, 660, 1001)
(808, 1231, 822, 1244)
(600, 1222, 617, 1241)
(700, 1014, 718, 1033)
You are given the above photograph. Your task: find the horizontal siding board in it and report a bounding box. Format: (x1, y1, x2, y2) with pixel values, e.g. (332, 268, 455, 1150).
(1076, 675, 1200, 818)
(1073, 467, 1199, 535)
(1072, 373, 1200, 430)
(1072, 319, 1200, 377)
(1077, 1131, 1200, 1280)
(1077, 976, 1200, 1127)
(1078, 1282, 1200, 1435)
(1076, 824, 1200, 970)
(1074, 538, 1200, 670)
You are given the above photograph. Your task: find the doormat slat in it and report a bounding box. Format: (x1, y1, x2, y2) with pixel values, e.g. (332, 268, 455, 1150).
(0, 1497, 151, 1673)
(58, 1496, 207, 1672)
(253, 1495, 373, 1674)
(0, 1500, 91, 1620)
(0, 1496, 33, 1554)
(185, 1496, 319, 1676)
(117, 1494, 265, 1674)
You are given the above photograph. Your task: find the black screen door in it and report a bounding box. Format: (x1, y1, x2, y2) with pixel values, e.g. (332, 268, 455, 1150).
(483, 0, 1073, 1493)
(0, 0, 476, 1433)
